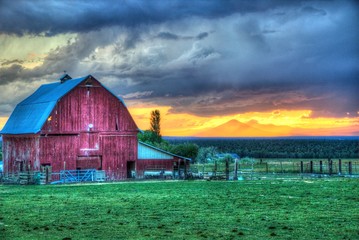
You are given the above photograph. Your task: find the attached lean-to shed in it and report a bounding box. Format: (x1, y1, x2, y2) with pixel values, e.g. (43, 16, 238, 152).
(0, 74, 190, 181)
(137, 141, 191, 179)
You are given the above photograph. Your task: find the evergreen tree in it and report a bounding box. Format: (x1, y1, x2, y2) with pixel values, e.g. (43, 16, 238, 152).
(150, 109, 161, 143)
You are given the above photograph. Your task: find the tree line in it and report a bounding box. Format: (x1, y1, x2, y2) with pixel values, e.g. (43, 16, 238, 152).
(166, 138, 359, 159)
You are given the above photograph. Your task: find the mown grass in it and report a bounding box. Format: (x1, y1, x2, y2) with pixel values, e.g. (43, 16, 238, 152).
(0, 179, 358, 239)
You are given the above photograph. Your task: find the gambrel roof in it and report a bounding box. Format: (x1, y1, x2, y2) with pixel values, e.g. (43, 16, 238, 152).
(0, 75, 126, 135)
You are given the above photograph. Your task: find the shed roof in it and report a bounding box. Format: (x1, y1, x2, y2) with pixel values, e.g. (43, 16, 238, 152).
(138, 141, 191, 161)
(0, 75, 126, 135)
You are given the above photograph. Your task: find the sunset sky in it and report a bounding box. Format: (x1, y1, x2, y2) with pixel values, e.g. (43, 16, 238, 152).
(0, 0, 358, 137)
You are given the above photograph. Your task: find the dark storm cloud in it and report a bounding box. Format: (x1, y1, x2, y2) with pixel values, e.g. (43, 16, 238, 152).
(156, 31, 210, 41)
(123, 73, 359, 118)
(1, 59, 24, 66)
(301, 6, 327, 16)
(0, 27, 122, 86)
(156, 32, 180, 40)
(0, 64, 24, 84)
(115, 21, 359, 118)
(0, 0, 304, 36)
(196, 32, 209, 40)
(1, 0, 358, 120)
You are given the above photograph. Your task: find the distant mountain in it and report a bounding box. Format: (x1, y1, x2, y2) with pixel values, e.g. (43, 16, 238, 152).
(194, 119, 358, 137)
(195, 119, 294, 137)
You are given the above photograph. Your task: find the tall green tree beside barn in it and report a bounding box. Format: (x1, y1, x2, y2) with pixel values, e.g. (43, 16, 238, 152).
(138, 109, 199, 160)
(150, 109, 161, 143)
(138, 109, 162, 144)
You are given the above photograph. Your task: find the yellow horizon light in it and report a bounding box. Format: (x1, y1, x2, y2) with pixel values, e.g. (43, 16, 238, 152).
(128, 106, 359, 136)
(1, 107, 358, 137)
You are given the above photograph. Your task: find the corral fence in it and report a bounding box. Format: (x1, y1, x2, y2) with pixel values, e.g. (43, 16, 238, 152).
(189, 159, 359, 180)
(51, 169, 106, 184)
(1, 159, 358, 184)
(1, 171, 48, 185)
(0, 169, 106, 185)
(0, 168, 184, 185)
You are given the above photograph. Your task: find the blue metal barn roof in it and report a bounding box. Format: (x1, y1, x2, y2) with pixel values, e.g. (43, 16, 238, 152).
(0, 75, 126, 135)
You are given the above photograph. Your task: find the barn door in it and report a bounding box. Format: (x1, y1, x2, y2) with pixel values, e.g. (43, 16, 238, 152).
(127, 161, 135, 178)
(76, 156, 102, 170)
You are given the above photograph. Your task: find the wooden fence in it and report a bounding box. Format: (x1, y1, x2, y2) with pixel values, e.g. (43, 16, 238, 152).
(189, 159, 359, 180)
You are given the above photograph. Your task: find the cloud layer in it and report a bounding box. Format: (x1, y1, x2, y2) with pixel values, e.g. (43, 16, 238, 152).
(0, 0, 358, 120)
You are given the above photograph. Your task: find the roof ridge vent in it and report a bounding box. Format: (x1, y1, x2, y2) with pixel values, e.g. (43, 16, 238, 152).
(59, 73, 72, 83)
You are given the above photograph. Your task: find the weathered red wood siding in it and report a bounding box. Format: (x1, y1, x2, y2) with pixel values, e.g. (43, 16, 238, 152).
(3, 76, 139, 179)
(101, 135, 137, 180)
(39, 135, 79, 172)
(2, 135, 40, 174)
(41, 79, 137, 134)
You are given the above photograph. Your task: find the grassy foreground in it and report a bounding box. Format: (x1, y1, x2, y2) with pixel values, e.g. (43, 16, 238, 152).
(0, 179, 358, 240)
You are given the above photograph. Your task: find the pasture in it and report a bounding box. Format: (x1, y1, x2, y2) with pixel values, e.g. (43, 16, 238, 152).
(0, 179, 358, 239)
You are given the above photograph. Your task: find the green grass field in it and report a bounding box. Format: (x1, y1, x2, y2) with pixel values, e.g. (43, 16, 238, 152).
(1, 179, 358, 239)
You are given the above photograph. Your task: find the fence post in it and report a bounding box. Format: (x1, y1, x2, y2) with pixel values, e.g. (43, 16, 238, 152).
(300, 161, 304, 174)
(310, 161, 313, 174)
(348, 161, 352, 175)
(203, 163, 205, 178)
(233, 159, 238, 180)
(319, 160, 323, 174)
(338, 159, 342, 175)
(184, 160, 187, 180)
(45, 167, 49, 184)
(225, 159, 229, 180)
(328, 158, 333, 175)
(214, 160, 217, 177)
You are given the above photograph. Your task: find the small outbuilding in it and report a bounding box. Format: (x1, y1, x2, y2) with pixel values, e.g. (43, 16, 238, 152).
(137, 141, 190, 179)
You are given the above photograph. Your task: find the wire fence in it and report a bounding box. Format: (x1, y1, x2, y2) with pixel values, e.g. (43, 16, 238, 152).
(1, 159, 358, 184)
(189, 159, 359, 180)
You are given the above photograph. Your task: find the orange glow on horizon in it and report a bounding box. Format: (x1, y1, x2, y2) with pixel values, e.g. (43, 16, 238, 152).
(0, 108, 357, 137)
(127, 106, 359, 137)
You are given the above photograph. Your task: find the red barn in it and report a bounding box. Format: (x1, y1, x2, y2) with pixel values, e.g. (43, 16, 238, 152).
(0, 74, 190, 181)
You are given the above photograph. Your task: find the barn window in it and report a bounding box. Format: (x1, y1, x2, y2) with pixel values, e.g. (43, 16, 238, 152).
(85, 78, 93, 87)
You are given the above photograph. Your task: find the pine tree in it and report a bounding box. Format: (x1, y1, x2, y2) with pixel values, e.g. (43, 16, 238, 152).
(150, 109, 161, 143)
